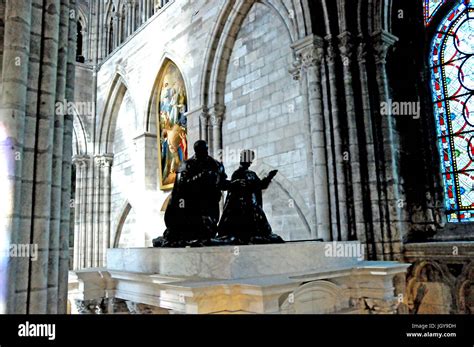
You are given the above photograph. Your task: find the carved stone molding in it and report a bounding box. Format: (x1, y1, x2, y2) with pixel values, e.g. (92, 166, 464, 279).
(337, 31, 354, 60)
(371, 30, 398, 65)
(94, 154, 114, 168)
(324, 37, 337, 66)
(209, 104, 226, 127)
(200, 105, 210, 124)
(72, 155, 91, 168)
(357, 40, 368, 64)
(289, 34, 325, 78)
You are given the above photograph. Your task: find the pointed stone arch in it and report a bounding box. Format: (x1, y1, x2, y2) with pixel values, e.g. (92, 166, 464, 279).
(72, 111, 88, 156)
(200, 0, 303, 110)
(252, 161, 313, 238)
(97, 72, 130, 154)
(113, 200, 132, 248)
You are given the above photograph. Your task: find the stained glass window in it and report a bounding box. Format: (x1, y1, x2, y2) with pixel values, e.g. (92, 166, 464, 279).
(425, 0, 449, 26)
(430, 0, 474, 222)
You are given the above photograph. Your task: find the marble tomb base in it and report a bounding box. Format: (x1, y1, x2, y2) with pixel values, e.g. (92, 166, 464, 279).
(68, 241, 410, 314)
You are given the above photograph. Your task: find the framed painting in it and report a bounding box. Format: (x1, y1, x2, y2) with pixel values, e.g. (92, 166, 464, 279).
(156, 61, 188, 190)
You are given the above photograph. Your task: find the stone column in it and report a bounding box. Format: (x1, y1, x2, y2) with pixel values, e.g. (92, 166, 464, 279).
(325, 37, 349, 241)
(0, 0, 33, 314)
(143, 0, 149, 23)
(126, 1, 132, 37)
(95, 154, 113, 267)
(356, 40, 379, 259)
(131, 1, 136, 33)
(47, 0, 71, 314)
(73, 156, 85, 270)
(148, 0, 153, 17)
(320, 55, 339, 238)
(338, 31, 365, 241)
(72, 156, 89, 270)
(113, 12, 119, 48)
(137, 0, 143, 27)
(28, 0, 61, 314)
(199, 107, 209, 143)
(209, 105, 225, 160)
(296, 36, 331, 240)
(372, 30, 405, 259)
(59, 0, 76, 312)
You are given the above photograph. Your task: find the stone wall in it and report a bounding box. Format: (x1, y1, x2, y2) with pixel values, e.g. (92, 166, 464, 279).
(223, 3, 312, 240)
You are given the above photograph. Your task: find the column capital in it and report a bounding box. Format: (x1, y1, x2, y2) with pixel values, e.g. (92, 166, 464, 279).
(72, 155, 90, 167)
(337, 31, 354, 60)
(300, 46, 325, 69)
(94, 154, 114, 168)
(356, 38, 368, 63)
(200, 105, 210, 119)
(290, 34, 325, 76)
(371, 30, 398, 64)
(325, 40, 337, 65)
(209, 104, 226, 127)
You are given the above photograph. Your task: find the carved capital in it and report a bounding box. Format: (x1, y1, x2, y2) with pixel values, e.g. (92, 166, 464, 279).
(371, 30, 398, 65)
(300, 46, 324, 69)
(357, 40, 368, 63)
(200, 106, 209, 125)
(72, 155, 90, 168)
(94, 154, 114, 168)
(209, 104, 225, 127)
(325, 41, 337, 65)
(337, 31, 354, 60)
(290, 34, 325, 78)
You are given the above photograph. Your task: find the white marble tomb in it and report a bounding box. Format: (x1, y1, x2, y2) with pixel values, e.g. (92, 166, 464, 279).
(68, 242, 410, 314)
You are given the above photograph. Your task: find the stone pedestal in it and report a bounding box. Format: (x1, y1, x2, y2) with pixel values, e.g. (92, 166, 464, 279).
(68, 242, 410, 314)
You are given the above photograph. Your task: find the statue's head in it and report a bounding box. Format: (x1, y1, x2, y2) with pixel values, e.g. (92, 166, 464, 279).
(194, 140, 209, 160)
(240, 149, 255, 168)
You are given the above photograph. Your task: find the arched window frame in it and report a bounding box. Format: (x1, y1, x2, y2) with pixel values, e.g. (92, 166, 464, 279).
(429, 0, 474, 223)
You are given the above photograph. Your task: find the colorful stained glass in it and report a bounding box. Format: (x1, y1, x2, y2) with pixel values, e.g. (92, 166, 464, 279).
(425, 0, 449, 26)
(430, 0, 474, 222)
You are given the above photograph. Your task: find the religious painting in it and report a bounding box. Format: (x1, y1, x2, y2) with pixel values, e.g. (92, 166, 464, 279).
(157, 61, 188, 190)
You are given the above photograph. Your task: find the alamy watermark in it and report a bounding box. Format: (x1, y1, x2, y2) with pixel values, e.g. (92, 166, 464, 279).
(1, 244, 38, 261)
(324, 241, 365, 261)
(380, 99, 420, 119)
(55, 99, 94, 118)
(216, 146, 259, 165)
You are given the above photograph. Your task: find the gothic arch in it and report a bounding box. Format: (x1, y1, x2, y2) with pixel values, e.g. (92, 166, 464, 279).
(427, 0, 474, 224)
(97, 72, 131, 154)
(253, 161, 313, 237)
(113, 200, 132, 248)
(72, 111, 88, 156)
(200, 0, 305, 109)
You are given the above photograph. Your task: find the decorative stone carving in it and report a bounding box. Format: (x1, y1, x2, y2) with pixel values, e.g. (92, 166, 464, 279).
(288, 58, 302, 80)
(72, 155, 90, 168)
(357, 40, 367, 63)
(125, 301, 170, 314)
(337, 31, 354, 60)
(73, 299, 107, 314)
(371, 30, 398, 65)
(300, 46, 324, 70)
(94, 154, 114, 168)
